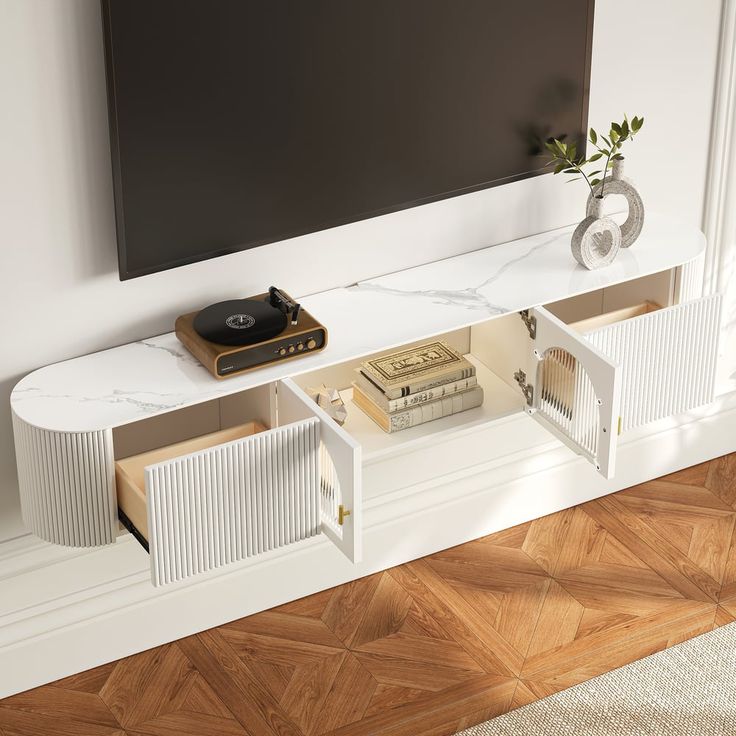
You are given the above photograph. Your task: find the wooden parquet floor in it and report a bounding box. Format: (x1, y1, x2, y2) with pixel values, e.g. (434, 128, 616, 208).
(2, 453, 736, 736)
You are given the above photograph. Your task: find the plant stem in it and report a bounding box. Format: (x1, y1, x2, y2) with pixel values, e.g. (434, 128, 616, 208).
(600, 147, 614, 198)
(562, 156, 596, 198)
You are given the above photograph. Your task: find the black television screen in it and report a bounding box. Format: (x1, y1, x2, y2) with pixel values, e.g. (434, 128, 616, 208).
(102, 0, 594, 280)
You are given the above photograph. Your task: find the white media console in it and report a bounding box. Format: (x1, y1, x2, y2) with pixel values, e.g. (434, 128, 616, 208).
(10, 214, 723, 590)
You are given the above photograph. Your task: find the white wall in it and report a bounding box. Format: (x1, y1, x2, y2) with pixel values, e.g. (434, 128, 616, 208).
(705, 0, 736, 394)
(0, 0, 722, 541)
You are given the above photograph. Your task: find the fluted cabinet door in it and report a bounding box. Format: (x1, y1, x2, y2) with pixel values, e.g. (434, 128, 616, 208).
(145, 418, 321, 587)
(11, 412, 116, 547)
(584, 294, 722, 432)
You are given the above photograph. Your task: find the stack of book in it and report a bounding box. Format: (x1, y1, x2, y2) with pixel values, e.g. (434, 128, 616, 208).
(351, 341, 484, 433)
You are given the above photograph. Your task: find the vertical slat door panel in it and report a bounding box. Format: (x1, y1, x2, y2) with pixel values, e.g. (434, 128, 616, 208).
(583, 294, 722, 432)
(145, 419, 320, 587)
(530, 307, 622, 479)
(277, 378, 362, 563)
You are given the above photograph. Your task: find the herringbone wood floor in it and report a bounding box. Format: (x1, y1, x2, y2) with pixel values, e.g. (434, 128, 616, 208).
(2, 454, 736, 736)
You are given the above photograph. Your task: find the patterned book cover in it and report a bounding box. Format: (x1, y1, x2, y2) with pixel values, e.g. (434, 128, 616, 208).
(359, 342, 475, 399)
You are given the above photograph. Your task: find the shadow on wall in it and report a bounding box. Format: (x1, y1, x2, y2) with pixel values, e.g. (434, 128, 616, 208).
(0, 375, 27, 542)
(6, 2, 118, 275)
(49, 0, 118, 279)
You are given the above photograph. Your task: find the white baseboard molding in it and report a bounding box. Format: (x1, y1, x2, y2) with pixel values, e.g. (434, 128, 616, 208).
(1, 390, 735, 699)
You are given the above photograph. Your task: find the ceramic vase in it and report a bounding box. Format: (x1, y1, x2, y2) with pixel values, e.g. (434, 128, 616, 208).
(570, 158, 645, 269)
(571, 194, 622, 270)
(586, 158, 644, 248)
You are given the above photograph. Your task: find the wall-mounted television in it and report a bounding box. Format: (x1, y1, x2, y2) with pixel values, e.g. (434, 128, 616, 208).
(102, 0, 594, 280)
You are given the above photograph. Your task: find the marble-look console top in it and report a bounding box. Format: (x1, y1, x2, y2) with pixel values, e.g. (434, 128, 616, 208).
(12, 213, 705, 433)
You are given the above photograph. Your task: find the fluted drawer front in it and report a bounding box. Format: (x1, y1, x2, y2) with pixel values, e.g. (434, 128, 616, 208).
(584, 294, 722, 432)
(11, 412, 116, 547)
(146, 418, 321, 587)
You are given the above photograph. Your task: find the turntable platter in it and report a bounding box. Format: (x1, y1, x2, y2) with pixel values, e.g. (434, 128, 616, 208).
(192, 298, 287, 346)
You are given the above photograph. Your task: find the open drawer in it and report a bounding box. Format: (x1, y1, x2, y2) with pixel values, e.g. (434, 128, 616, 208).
(475, 293, 721, 480)
(115, 379, 361, 586)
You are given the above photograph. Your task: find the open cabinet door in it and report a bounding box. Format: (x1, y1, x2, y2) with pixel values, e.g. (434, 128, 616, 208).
(277, 378, 362, 563)
(525, 307, 622, 478)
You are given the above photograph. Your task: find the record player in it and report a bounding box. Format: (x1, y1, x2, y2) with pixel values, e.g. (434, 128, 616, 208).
(175, 286, 328, 379)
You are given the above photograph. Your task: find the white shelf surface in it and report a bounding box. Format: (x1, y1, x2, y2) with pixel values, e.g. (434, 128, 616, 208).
(335, 355, 522, 461)
(11, 213, 704, 432)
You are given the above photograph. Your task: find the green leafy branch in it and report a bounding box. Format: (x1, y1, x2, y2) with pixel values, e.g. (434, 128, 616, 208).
(545, 114, 644, 198)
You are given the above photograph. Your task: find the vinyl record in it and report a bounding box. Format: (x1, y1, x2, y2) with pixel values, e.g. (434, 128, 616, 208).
(193, 298, 287, 346)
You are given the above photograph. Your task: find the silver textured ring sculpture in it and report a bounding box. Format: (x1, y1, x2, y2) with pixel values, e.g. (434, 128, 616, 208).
(571, 196, 622, 270)
(585, 158, 644, 248)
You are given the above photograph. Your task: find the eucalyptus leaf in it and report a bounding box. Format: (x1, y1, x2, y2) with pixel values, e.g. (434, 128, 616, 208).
(542, 112, 643, 188)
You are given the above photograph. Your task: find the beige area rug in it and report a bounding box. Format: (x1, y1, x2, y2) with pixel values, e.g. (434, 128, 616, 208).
(458, 622, 736, 736)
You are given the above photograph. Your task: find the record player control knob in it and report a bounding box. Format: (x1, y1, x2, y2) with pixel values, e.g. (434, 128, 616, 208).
(278, 347, 287, 356)
(306, 338, 317, 350)
(288, 345, 295, 354)
(297, 342, 304, 351)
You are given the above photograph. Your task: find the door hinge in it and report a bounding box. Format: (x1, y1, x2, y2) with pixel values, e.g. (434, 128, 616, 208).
(338, 505, 351, 525)
(519, 309, 537, 339)
(618, 416, 623, 435)
(513, 369, 534, 407)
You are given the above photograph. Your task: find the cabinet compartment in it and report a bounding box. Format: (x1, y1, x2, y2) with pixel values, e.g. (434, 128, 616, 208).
(297, 316, 620, 481)
(569, 295, 722, 432)
(294, 331, 523, 464)
(116, 419, 321, 587)
(114, 380, 361, 587)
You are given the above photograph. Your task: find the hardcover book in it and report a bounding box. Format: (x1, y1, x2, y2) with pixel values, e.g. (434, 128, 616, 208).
(359, 342, 476, 399)
(352, 385, 484, 433)
(352, 374, 478, 413)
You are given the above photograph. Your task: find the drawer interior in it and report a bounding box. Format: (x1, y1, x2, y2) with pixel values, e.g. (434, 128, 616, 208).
(116, 421, 266, 542)
(568, 301, 663, 333)
(544, 269, 674, 324)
